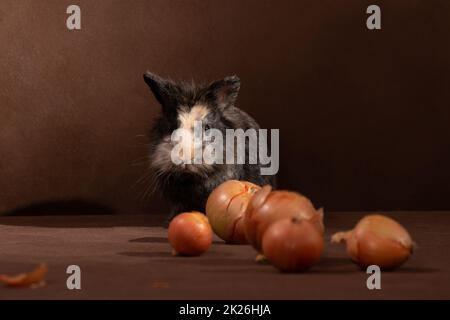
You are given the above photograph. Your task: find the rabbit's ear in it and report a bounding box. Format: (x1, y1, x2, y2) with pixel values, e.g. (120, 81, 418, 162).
(143, 72, 177, 111)
(205, 75, 241, 108)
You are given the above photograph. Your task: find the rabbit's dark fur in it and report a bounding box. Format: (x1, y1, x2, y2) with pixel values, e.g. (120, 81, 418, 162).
(143, 72, 276, 218)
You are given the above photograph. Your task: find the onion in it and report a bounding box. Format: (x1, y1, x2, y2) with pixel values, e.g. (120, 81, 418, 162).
(168, 211, 213, 256)
(331, 214, 414, 270)
(262, 218, 324, 272)
(244, 185, 324, 252)
(206, 180, 261, 244)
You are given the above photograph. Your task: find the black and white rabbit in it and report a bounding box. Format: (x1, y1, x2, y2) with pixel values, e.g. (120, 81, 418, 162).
(143, 72, 276, 218)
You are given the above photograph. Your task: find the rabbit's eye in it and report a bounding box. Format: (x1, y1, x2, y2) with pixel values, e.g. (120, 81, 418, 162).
(204, 124, 211, 131)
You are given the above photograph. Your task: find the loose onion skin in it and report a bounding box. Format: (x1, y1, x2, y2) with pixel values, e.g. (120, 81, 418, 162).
(0, 264, 48, 287)
(262, 218, 324, 272)
(331, 214, 414, 270)
(168, 212, 213, 256)
(244, 185, 324, 252)
(206, 180, 261, 244)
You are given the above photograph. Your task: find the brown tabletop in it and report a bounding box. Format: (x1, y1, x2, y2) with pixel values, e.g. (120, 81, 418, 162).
(0, 212, 449, 300)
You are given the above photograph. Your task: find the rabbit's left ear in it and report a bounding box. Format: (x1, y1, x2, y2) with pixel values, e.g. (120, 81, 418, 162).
(205, 75, 241, 108)
(143, 72, 177, 112)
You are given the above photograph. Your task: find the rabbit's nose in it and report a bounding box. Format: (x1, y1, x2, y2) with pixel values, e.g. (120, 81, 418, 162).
(177, 144, 195, 162)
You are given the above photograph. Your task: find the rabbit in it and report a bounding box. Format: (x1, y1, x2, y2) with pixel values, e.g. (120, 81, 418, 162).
(143, 72, 276, 219)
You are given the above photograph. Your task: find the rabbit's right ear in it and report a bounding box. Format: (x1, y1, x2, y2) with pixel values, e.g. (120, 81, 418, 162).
(205, 75, 241, 109)
(143, 72, 177, 111)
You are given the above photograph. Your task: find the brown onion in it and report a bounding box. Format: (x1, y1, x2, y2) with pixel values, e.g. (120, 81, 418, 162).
(244, 185, 324, 252)
(262, 218, 324, 272)
(331, 214, 414, 270)
(206, 180, 261, 244)
(168, 211, 213, 256)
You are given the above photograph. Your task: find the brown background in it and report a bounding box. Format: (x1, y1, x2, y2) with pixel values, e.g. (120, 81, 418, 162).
(0, 0, 449, 215)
